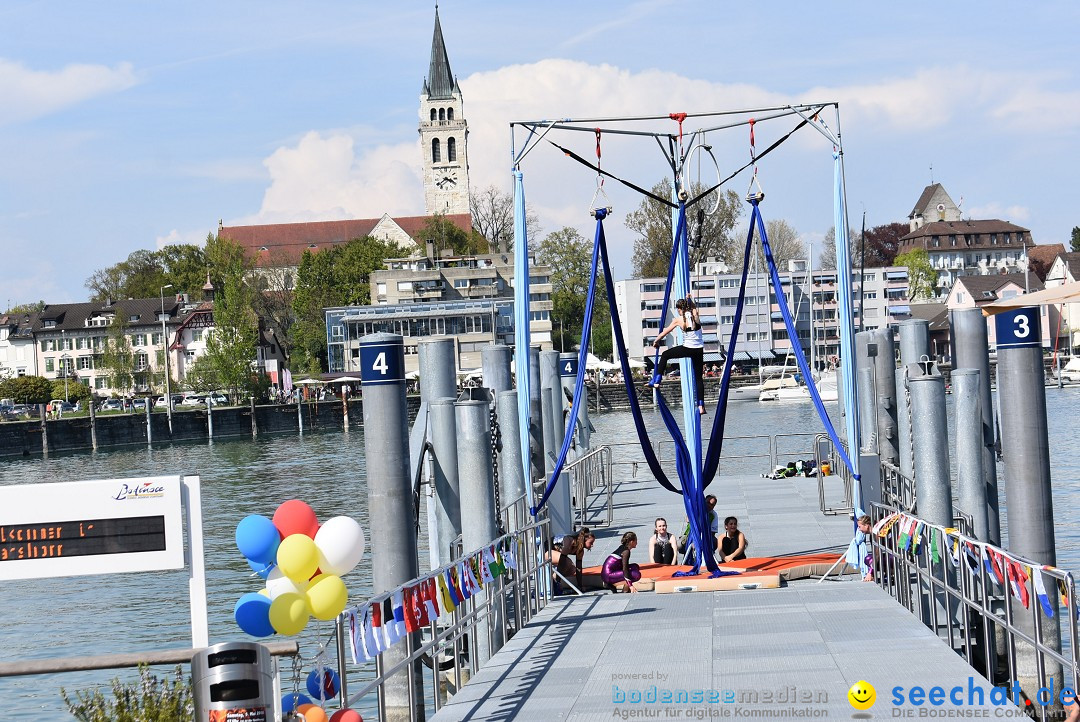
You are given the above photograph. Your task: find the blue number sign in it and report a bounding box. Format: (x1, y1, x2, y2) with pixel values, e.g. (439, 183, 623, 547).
(994, 307, 1041, 350)
(358, 338, 405, 385)
(559, 357, 579, 378)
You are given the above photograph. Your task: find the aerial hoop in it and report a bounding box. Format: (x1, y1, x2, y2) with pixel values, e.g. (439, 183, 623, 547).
(680, 144, 722, 216)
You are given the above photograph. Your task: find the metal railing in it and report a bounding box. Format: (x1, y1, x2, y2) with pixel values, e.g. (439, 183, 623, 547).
(880, 459, 917, 513)
(567, 445, 613, 529)
(869, 502, 1078, 718)
(816, 434, 854, 515)
(339, 515, 553, 721)
(606, 433, 821, 481)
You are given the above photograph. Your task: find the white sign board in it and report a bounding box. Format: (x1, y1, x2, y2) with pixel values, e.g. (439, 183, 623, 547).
(0, 475, 186, 581)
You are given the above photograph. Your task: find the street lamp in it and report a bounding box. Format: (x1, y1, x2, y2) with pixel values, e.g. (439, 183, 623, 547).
(60, 354, 71, 402)
(160, 284, 174, 434)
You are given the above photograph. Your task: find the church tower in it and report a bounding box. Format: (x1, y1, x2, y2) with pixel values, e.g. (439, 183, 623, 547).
(420, 7, 470, 217)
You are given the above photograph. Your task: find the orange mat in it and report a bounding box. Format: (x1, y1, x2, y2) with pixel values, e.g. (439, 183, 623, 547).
(581, 553, 848, 585)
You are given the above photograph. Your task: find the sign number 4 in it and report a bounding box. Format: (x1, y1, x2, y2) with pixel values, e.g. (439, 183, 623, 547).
(372, 352, 388, 374)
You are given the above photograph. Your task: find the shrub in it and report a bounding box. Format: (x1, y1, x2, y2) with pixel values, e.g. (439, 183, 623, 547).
(61, 664, 193, 722)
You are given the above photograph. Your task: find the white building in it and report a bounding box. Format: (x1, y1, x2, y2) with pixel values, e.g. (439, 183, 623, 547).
(0, 313, 38, 378)
(1044, 252, 1080, 352)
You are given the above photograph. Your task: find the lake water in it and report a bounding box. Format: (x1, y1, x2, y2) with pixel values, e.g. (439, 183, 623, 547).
(2, 385, 1079, 717)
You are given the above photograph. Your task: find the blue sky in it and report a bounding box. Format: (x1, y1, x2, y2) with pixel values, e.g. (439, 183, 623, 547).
(2, 1, 1078, 305)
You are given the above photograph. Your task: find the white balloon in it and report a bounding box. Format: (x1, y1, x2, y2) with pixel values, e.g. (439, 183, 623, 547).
(266, 566, 310, 599)
(314, 516, 366, 576)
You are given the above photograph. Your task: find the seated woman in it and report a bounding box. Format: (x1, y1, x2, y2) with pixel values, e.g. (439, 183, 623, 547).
(601, 532, 642, 593)
(551, 535, 580, 595)
(719, 516, 748, 563)
(648, 518, 677, 565)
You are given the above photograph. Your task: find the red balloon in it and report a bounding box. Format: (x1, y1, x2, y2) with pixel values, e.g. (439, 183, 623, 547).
(273, 500, 320, 539)
(329, 710, 363, 722)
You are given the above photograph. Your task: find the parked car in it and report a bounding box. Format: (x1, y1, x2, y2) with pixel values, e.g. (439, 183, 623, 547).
(180, 395, 205, 407)
(11, 404, 32, 418)
(99, 399, 123, 412)
(154, 395, 184, 409)
(207, 393, 228, 406)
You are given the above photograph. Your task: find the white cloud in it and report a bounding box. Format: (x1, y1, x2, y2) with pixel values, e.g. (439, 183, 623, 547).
(155, 228, 209, 250)
(0, 58, 138, 126)
(966, 202, 1030, 222)
(242, 130, 424, 224)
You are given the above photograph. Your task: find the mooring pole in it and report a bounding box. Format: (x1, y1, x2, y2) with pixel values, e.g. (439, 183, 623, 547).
(953, 370, 989, 540)
(560, 351, 589, 451)
(871, 328, 899, 466)
(528, 346, 545, 498)
(429, 397, 462, 567)
(456, 398, 504, 662)
(907, 360, 952, 528)
(89, 398, 98, 451)
(897, 319, 930, 482)
(994, 307, 1061, 701)
(950, 308, 1001, 545)
(496, 390, 526, 530)
(481, 344, 513, 395)
(145, 398, 153, 447)
(358, 332, 423, 722)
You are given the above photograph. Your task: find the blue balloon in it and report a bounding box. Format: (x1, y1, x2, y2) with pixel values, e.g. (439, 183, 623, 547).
(233, 592, 274, 637)
(247, 557, 275, 579)
(306, 667, 341, 701)
(281, 693, 312, 713)
(236, 514, 280, 564)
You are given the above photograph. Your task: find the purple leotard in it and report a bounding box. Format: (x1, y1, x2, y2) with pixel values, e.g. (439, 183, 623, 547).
(600, 544, 642, 587)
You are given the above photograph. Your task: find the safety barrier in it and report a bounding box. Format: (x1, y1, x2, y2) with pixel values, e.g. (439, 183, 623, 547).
(815, 434, 854, 515)
(869, 502, 1078, 719)
(880, 459, 917, 513)
(566, 445, 613, 529)
(607, 433, 820, 481)
(338, 515, 553, 721)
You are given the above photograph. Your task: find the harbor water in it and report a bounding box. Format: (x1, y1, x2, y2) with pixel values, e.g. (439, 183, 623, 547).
(2, 385, 1079, 718)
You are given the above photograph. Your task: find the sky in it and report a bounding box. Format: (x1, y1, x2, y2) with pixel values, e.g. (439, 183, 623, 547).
(1, 0, 1079, 306)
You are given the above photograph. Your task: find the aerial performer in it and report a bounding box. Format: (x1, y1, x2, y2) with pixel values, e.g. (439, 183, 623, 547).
(648, 293, 706, 415)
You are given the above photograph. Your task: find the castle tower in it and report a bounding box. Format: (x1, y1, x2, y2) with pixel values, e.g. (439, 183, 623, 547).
(420, 7, 470, 217)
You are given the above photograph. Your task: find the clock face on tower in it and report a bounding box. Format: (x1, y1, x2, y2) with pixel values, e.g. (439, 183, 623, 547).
(435, 168, 458, 189)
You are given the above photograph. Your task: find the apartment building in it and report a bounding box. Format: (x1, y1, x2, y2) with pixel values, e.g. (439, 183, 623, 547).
(0, 313, 38, 378)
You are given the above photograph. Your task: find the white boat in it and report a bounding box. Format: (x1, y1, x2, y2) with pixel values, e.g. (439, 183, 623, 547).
(758, 376, 809, 402)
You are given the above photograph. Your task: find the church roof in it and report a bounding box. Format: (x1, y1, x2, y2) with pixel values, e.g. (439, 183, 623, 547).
(423, 8, 458, 100)
(221, 214, 473, 266)
(909, 183, 946, 219)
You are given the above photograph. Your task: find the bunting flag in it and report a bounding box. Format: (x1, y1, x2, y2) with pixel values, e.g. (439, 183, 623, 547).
(402, 586, 421, 633)
(437, 572, 457, 612)
(478, 550, 495, 585)
(414, 583, 432, 627)
(930, 528, 941, 565)
(490, 546, 507, 577)
(347, 608, 369, 664)
(383, 598, 403, 646)
(1033, 567, 1055, 618)
(898, 519, 912, 551)
(455, 563, 472, 600)
(1007, 562, 1030, 609)
(362, 604, 381, 659)
(503, 542, 518, 571)
(873, 512, 902, 536)
(422, 578, 440, 623)
(985, 548, 1005, 586)
(392, 590, 407, 637)
(370, 600, 388, 652)
(444, 569, 462, 607)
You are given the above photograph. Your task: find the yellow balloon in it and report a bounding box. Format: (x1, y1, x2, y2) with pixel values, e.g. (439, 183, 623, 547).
(268, 592, 309, 636)
(307, 573, 348, 621)
(297, 705, 329, 722)
(277, 534, 320, 583)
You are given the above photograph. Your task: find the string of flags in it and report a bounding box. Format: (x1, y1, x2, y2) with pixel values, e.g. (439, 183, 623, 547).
(871, 511, 1072, 622)
(346, 540, 518, 663)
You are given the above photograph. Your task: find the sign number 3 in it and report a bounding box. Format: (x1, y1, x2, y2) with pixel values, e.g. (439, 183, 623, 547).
(1014, 314, 1030, 339)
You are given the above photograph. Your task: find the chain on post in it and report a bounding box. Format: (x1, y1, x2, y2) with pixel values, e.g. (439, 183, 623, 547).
(282, 653, 306, 722)
(489, 400, 505, 536)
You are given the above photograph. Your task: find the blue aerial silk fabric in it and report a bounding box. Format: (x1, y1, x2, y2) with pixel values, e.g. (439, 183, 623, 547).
(512, 170, 534, 510)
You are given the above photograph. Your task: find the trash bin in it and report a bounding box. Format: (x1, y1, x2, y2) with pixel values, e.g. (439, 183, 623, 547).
(192, 641, 276, 721)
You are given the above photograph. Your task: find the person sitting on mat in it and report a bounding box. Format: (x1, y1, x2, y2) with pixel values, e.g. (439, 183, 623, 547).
(649, 517, 677, 565)
(720, 516, 748, 563)
(601, 532, 642, 593)
(551, 535, 580, 595)
(649, 293, 706, 415)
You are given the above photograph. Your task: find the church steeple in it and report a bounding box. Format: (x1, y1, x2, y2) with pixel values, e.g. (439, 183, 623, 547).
(419, 5, 470, 217)
(423, 7, 458, 100)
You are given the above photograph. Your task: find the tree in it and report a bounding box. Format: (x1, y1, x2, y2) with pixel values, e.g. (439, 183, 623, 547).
(1071, 226, 1080, 253)
(628, 180, 742, 278)
(4, 300, 45, 314)
(291, 235, 396, 373)
(469, 184, 541, 253)
(862, 222, 910, 267)
(52, 378, 92, 406)
(1, 375, 53, 405)
(894, 248, 936, 301)
(250, 254, 296, 363)
(85, 245, 209, 303)
(418, 213, 488, 256)
(99, 315, 136, 395)
(182, 355, 220, 395)
(818, 226, 861, 271)
(760, 219, 807, 272)
(535, 227, 612, 357)
(202, 236, 258, 402)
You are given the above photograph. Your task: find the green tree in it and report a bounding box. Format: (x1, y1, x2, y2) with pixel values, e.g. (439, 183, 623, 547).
(536, 227, 612, 358)
(2, 375, 53, 404)
(4, 300, 45, 314)
(894, 247, 936, 300)
(1071, 226, 1080, 253)
(250, 252, 296, 363)
(419, 213, 488, 256)
(291, 236, 395, 373)
(202, 236, 258, 402)
(85, 245, 208, 303)
(629, 180, 742, 278)
(51, 378, 92, 406)
(182, 355, 220, 394)
(99, 315, 136, 394)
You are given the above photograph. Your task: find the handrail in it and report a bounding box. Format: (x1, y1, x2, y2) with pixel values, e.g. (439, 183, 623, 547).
(869, 502, 1078, 718)
(339, 515, 553, 720)
(566, 445, 613, 528)
(816, 433, 853, 515)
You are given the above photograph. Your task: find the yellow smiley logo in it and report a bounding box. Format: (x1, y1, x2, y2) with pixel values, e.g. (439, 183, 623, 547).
(848, 680, 876, 710)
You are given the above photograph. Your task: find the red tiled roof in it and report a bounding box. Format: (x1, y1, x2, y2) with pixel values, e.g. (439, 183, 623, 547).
(1027, 243, 1065, 281)
(220, 214, 473, 266)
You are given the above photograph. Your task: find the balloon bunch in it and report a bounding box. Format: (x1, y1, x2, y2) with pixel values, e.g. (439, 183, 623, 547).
(233, 500, 366, 637)
(281, 667, 363, 722)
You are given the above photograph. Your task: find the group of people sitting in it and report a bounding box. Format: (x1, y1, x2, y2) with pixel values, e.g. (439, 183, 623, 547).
(549, 495, 750, 596)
